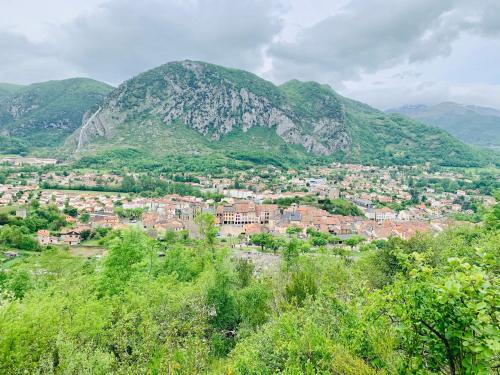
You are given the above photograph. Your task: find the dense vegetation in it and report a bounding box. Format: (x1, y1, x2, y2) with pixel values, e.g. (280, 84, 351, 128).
(68, 123, 317, 173)
(0, 78, 112, 149)
(341, 98, 497, 167)
(279, 80, 345, 128)
(388, 102, 500, 149)
(414, 169, 500, 196)
(0, 135, 28, 155)
(59, 60, 498, 169)
(0, 202, 498, 373)
(0, 83, 24, 99)
(0, 202, 68, 253)
(264, 195, 364, 216)
(41, 173, 205, 198)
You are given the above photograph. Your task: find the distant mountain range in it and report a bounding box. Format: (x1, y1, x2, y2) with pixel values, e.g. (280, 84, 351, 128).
(0, 61, 497, 168)
(387, 102, 500, 149)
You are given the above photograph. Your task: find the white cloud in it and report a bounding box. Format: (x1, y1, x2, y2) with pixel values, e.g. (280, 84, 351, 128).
(0, 0, 283, 84)
(1, 0, 499, 109)
(56, 0, 283, 84)
(341, 64, 500, 111)
(269, 0, 500, 83)
(0, 31, 83, 83)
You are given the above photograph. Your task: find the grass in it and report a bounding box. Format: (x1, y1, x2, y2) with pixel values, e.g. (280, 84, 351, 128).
(68, 245, 105, 258)
(0, 205, 20, 214)
(79, 239, 102, 246)
(0, 250, 41, 268)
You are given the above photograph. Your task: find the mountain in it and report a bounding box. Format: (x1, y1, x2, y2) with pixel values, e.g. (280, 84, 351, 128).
(68, 61, 350, 157)
(62, 60, 494, 169)
(387, 102, 500, 149)
(0, 83, 24, 99)
(0, 78, 113, 149)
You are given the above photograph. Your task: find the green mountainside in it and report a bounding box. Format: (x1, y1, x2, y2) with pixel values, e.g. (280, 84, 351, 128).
(0, 83, 24, 99)
(66, 61, 350, 158)
(343, 98, 496, 166)
(387, 102, 500, 149)
(0, 61, 495, 168)
(64, 60, 495, 168)
(0, 78, 113, 149)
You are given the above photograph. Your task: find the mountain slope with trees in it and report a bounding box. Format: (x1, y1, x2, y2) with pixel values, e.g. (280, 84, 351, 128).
(63, 60, 494, 168)
(0, 78, 113, 148)
(387, 102, 500, 149)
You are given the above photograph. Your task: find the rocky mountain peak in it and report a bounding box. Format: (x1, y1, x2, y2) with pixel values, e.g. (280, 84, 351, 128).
(72, 61, 350, 156)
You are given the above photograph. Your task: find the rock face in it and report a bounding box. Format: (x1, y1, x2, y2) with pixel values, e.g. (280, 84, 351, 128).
(1, 89, 73, 136)
(74, 60, 351, 155)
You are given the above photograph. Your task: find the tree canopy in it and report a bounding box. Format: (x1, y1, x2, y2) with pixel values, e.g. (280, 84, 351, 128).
(0, 204, 498, 374)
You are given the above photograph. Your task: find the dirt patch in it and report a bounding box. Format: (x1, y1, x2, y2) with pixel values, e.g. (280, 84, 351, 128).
(232, 250, 281, 273)
(69, 246, 106, 258)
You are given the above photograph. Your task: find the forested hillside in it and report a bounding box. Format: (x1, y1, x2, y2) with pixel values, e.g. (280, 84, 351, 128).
(0, 78, 112, 148)
(388, 102, 500, 149)
(63, 60, 495, 168)
(0, 62, 496, 168)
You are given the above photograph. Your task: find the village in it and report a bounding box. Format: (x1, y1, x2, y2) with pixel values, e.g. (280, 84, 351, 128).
(1, 159, 495, 249)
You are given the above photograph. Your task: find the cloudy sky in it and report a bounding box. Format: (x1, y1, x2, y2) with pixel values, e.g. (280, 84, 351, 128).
(1, 0, 499, 109)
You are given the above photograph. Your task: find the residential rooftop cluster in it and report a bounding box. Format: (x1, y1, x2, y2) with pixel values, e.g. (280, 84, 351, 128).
(1, 159, 495, 248)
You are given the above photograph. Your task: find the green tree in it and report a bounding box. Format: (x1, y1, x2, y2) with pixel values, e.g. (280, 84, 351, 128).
(249, 232, 274, 252)
(164, 229, 177, 243)
(7, 270, 32, 299)
(311, 236, 328, 247)
(207, 267, 239, 356)
(120, 175, 136, 192)
(269, 236, 285, 255)
(483, 203, 499, 231)
(237, 282, 271, 331)
(235, 258, 254, 289)
(283, 238, 301, 268)
(0, 225, 39, 251)
(195, 212, 218, 250)
(163, 246, 205, 282)
(286, 225, 302, 235)
(345, 235, 366, 250)
(319, 198, 364, 216)
(79, 229, 92, 241)
(63, 206, 78, 217)
(375, 254, 499, 374)
(0, 212, 10, 225)
(79, 212, 90, 224)
(285, 268, 318, 307)
(114, 207, 143, 220)
(99, 229, 149, 296)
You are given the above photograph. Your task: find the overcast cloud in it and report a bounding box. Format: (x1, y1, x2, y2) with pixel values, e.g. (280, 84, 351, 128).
(1, 0, 499, 109)
(57, 0, 282, 83)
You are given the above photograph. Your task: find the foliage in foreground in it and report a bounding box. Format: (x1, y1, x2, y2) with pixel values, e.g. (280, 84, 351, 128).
(0, 206, 498, 374)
